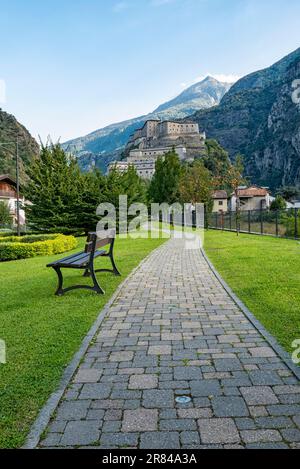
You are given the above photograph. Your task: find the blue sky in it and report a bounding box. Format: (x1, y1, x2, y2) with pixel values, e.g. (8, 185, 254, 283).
(0, 0, 300, 142)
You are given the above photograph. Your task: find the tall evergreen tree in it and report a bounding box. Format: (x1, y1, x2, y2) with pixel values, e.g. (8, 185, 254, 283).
(148, 150, 182, 204)
(102, 165, 148, 231)
(25, 144, 105, 233)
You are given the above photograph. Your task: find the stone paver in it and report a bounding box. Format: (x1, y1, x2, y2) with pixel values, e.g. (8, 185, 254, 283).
(198, 418, 240, 444)
(38, 238, 300, 449)
(122, 409, 158, 432)
(128, 374, 158, 389)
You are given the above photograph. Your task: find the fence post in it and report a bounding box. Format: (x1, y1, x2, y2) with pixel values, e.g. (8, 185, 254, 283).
(276, 210, 279, 237)
(229, 211, 232, 231)
(204, 205, 208, 230)
(192, 209, 196, 228)
(260, 209, 263, 235)
(295, 208, 298, 239)
(248, 210, 251, 233)
(215, 212, 218, 229)
(221, 211, 224, 231)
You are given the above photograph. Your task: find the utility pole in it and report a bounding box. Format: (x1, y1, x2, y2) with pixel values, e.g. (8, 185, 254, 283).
(16, 137, 21, 236)
(0, 138, 21, 236)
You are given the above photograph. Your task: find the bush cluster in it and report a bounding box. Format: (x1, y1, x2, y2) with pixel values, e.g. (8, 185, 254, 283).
(0, 234, 77, 261)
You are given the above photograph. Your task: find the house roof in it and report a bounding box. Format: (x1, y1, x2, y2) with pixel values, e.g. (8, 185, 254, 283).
(212, 190, 228, 199)
(0, 174, 17, 188)
(235, 186, 269, 198)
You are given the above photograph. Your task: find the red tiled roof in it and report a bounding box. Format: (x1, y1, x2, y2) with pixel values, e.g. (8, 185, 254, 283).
(236, 186, 268, 197)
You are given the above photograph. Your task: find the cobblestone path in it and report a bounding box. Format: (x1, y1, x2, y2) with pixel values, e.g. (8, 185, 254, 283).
(39, 238, 300, 449)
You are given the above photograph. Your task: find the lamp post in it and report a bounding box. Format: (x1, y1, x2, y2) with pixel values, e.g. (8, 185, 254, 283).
(0, 138, 21, 236)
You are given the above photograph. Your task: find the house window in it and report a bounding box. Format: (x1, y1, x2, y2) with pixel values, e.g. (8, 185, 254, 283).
(218, 201, 223, 206)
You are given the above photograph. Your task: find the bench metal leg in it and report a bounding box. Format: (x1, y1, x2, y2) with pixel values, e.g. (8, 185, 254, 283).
(52, 267, 104, 296)
(94, 252, 121, 277)
(57, 284, 104, 295)
(110, 251, 121, 276)
(53, 266, 64, 296)
(90, 268, 105, 294)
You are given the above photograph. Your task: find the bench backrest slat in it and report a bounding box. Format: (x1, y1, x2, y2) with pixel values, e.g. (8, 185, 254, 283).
(85, 229, 116, 254)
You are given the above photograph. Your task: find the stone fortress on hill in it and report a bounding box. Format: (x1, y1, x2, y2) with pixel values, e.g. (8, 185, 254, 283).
(108, 119, 206, 179)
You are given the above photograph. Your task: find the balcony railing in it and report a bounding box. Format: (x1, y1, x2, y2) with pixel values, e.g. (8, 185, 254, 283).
(0, 190, 17, 198)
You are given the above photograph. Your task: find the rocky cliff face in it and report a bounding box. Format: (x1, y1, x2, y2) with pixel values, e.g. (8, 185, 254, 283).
(63, 77, 231, 172)
(0, 109, 39, 183)
(189, 48, 300, 190)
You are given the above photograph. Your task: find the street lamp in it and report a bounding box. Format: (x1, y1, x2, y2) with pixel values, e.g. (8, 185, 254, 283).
(0, 137, 21, 236)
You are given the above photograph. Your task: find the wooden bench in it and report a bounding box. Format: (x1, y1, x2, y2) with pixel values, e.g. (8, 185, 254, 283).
(47, 229, 120, 296)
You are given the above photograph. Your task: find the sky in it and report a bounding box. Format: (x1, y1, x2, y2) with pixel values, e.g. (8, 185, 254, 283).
(0, 0, 300, 143)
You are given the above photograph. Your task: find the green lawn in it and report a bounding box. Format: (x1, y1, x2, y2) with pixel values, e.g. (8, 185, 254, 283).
(0, 235, 165, 448)
(204, 230, 300, 355)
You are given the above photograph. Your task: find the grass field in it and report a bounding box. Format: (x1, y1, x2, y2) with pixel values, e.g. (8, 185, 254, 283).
(204, 230, 300, 355)
(0, 235, 165, 448)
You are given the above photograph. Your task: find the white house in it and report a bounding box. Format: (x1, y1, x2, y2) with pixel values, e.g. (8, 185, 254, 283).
(230, 185, 271, 211)
(212, 190, 228, 213)
(0, 174, 26, 225)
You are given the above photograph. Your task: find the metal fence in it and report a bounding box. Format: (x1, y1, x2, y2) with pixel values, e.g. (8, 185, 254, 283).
(207, 208, 300, 240)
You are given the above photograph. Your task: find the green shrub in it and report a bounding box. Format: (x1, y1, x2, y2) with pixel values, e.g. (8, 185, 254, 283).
(0, 234, 58, 244)
(284, 215, 300, 238)
(0, 229, 14, 236)
(0, 234, 78, 261)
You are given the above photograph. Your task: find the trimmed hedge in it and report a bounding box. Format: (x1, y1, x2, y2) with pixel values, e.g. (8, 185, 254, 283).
(0, 234, 78, 261)
(0, 234, 58, 244)
(0, 229, 14, 236)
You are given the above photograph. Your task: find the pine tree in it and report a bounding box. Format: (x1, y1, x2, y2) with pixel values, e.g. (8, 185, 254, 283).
(103, 165, 148, 231)
(270, 195, 287, 211)
(148, 150, 182, 204)
(25, 144, 105, 233)
(74, 169, 107, 233)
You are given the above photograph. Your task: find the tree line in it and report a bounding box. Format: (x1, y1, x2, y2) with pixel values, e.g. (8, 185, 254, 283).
(1, 141, 299, 230)
(22, 140, 245, 233)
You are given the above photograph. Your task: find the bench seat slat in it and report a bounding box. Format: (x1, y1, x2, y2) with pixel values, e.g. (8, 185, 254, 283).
(67, 250, 105, 267)
(54, 251, 89, 263)
(47, 251, 88, 267)
(47, 250, 106, 268)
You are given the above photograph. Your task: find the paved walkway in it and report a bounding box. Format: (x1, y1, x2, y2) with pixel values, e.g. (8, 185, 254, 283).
(39, 238, 300, 449)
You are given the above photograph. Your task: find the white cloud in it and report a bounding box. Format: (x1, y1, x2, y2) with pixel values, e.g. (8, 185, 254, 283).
(0, 79, 6, 104)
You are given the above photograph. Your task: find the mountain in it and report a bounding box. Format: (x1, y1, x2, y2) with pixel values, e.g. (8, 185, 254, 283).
(62, 77, 232, 172)
(154, 76, 232, 116)
(189, 48, 300, 190)
(0, 109, 39, 183)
